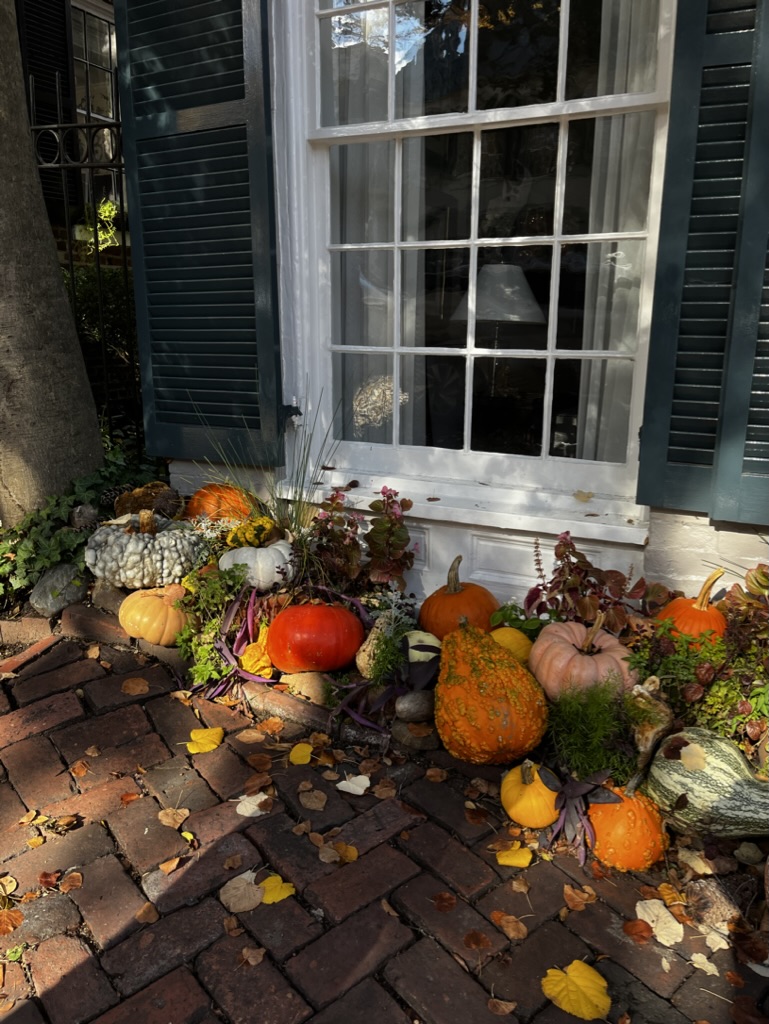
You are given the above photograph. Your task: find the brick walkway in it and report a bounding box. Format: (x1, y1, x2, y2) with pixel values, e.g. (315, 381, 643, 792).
(0, 610, 767, 1024)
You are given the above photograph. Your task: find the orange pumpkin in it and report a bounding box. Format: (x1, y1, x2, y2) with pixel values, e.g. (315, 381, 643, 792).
(118, 584, 191, 646)
(434, 624, 548, 765)
(527, 614, 636, 699)
(655, 568, 726, 641)
(588, 785, 668, 872)
(418, 556, 500, 640)
(184, 483, 255, 521)
(500, 760, 559, 828)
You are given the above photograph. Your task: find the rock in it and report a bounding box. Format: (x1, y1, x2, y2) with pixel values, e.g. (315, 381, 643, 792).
(390, 717, 441, 751)
(29, 564, 89, 617)
(91, 579, 128, 616)
(394, 690, 435, 723)
(281, 672, 334, 706)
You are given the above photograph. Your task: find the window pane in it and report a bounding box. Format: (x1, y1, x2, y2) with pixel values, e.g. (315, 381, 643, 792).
(557, 241, 644, 351)
(320, 0, 380, 8)
(332, 250, 394, 346)
(566, 0, 659, 100)
(551, 358, 633, 461)
(320, 10, 389, 125)
(330, 142, 393, 244)
(479, 124, 558, 237)
(563, 112, 655, 234)
(395, 0, 470, 118)
(402, 134, 472, 241)
(88, 68, 114, 119)
(75, 63, 89, 115)
(335, 353, 396, 442)
(401, 248, 469, 348)
(473, 247, 551, 350)
(72, 8, 85, 61)
(86, 14, 112, 68)
(399, 355, 465, 448)
(471, 357, 545, 454)
(477, 0, 560, 110)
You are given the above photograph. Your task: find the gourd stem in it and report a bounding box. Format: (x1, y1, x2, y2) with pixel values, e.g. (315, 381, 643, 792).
(445, 555, 464, 595)
(580, 611, 606, 652)
(138, 509, 157, 535)
(693, 568, 725, 610)
(521, 759, 535, 786)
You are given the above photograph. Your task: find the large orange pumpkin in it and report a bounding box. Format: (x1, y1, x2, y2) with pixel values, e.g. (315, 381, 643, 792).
(418, 556, 500, 640)
(527, 615, 636, 699)
(588, 785, 668, 872)
(184, 483, 256, 521)
(655, 568, 726, 641)
(266, 604, 364, 673)
(434, 624, 548, 764)
(118, 584, 191, 646)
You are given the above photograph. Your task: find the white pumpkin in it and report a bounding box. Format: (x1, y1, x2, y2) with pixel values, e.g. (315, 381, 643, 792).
(219, 541, 294, 591)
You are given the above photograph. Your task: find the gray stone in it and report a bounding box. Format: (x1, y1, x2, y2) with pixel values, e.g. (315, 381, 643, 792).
(390, 717, 441, 750)
(91, 579, 128, 616)
(394, 690, 435, 722)
(29, 564, 89, 617)
(282, 672, 334, 706)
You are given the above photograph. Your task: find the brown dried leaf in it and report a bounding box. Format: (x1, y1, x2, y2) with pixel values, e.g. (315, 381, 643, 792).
(638, 884, 661, 901)
(318, 845, 341, 864)
(121, 677, 150, 695)
(726, 971, 746, 988)
(157, 807, 190, 830)
(622, 919, 653, 944)
(238, 946, 266, 968)
(308, 833, 325, 848)
(358, 758, 380, 776)
(563, 884, 597, 911)
(84, 745, 101, 758)
(322, 770, 341, 781)
(223, 855, 243, 871)
(258, 717, 285, 736)
(292, 820, 311, 835)
(58, 872, 83, 893)
(70, 760, 90, 778)
(238, 729, 267, 745)
(590, 860, 611, 880)
(372, 779, 397, 800)
(135, 902, 160, 924)
(243, 772, 272, 794)
(0, 909, 23, 936)
(464, 806, 489, 826)
(297, 780, 314, 793)
(490, 910, 528, 941)
(85, 644, 101, 659)
(433, 892, 457, 913)
(223, 915, 244, 937)
(426, 767, 448, 783)
(487, 998, 518, 1016)
(380, 899, 399, 917)
(159, 858, 181, 876)
(510, 877, 530, 895)
(658, 882, 686, 906)
(39, 871, 61, 889)
(0, 996, 14, 1015)
(120, 792, 141, 807)
(299, 789, 328, 811)
(463, 930, 493, 951)
(332, 842, 359, 864)
(246, 753, 273, 772)
(470, 778, 499, 796)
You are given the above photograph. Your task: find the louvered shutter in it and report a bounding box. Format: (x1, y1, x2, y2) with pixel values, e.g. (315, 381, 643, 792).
(637, 0, 769, 525)
(114, 0, 283, 464)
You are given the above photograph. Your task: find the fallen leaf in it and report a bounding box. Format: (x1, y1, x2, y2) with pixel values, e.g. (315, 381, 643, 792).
(635, 899, 684, 947)
(243, 772, 272, 794)
(260, 875, 295, 904)
(238, 945, 266, 967)
(0, 877, 17, 898)
(372, 779, 397, 800)
(120, 792, 141, 807)
(246, 754, 273, 774)
(658, 882, 686, 906)
(677, 847, 713, 875)
(332, 842, 359, 864)
(238, 729, 268, 745)
(235, 793, 273, 817)
(16, 811, 36, 826)
(26, 837, 45, 849)
(292, 820, 312, 835)
(496, 847, 533, 868)
(426, 768, 448, 783)
(704, 928, 730, 952)
(70, 760, 90, 778)
(121, 677, 150, 695)
(223, 915, 244, 937)
(573, 490, 594, 502)
(159, 858, 181, 876)
(563, 885, 597, 912)
(0, 910, 23, 936)
(258, 717, 285, 736)
(465, 807, 489, 826)
(220, 872, 263, 913)
(541, 959, 611, 1020)
(510, 877, 530, 895)
(381, 899, 399, 917)
(336, 775, 371, 796)
(463, 930, 493, 951)
(223, 855, 243, 871)
(318, 845, 341, 864)
(590, 860, 611, 880)
(58, 872, 83, 893)
(726, 971, 746, 988)
(299, 789, 328, 811)
(289, 742, 313, 765)
(623, 919, 654, 944)
(180, 831, 198, 846)
(490, 911, 528, 941)
(309, 731, 331, 748)
(358, 758, 380, 776)
(134, 902, 159, 924)
(322, 770, 340, 781)
(84, 745, 101, 757)
(0, 996, 14, 1014)
(157, 808, 190, 830)
(661, 957, 672, 973)
(433, 892, 457, 913)
(487, 998, 518, 1016)
(186, 727, 225, 754)
(690, 952, 719, 976)
(85, 644, 101, 659)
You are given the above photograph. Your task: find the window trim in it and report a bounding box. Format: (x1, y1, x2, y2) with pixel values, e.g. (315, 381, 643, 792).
(270, 0, 677, 525)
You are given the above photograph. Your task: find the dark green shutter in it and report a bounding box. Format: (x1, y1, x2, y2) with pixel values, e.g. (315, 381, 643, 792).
(114, 0, 283, 464)
(637, 0, 769, 526)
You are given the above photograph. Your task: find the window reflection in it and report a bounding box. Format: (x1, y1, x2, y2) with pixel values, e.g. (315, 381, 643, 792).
(477, 0, 560, 109)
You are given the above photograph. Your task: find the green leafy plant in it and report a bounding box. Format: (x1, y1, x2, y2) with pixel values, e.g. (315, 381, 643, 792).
(490, 598, 551, 639)
(175, 565, 248, 689)
(364, 487, 415, 589)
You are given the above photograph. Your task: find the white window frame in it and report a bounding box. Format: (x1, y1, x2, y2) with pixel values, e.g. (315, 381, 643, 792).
(270, 0, 677, 541)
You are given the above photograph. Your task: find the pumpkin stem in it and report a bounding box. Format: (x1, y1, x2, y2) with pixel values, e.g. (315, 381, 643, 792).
(162, 584, 187, 605)
(580, 611, 606, 652)
(693, 568, 725, 611)
(445, 555, 464, 595)
(138, 509, 157, 535)
(521, 759, 536, 786)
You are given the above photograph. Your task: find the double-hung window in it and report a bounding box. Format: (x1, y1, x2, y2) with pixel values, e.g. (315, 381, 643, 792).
(282, 1, 674, 513)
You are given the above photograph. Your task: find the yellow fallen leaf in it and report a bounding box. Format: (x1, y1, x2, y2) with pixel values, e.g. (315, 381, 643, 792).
(332, 842, 359, 864)
(180, 831, 196, 844)
(134, 902, 159, 924)
(541, 960, 611, 1020)
(0, 877, 17, 898)
(289, 743, 313, 765)
(260, 874, 295, 904)
(186, 727, 225, 754)
(496, 845, 533, 868)
(159, 858, 181, 876)
(26, 837, 45, 849)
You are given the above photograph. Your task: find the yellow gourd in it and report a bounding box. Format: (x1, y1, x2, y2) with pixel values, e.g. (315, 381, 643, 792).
(491, 627, 533, 663)
(501, 760, 559, 828)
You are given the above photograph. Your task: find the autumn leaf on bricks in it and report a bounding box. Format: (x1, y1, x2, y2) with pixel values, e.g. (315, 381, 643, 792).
(186, 727, 224, 753)
(541, 960, 611, 1020)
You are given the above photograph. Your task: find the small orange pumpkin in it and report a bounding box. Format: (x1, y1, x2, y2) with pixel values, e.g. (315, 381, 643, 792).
(118, 584, 191, 646)
(418, 556, 500, 640)
(588, 785, 668, 872)
(501, 760, 559, 828)
(434, 624, 548, 764)
(184, 483, 256, 521)
(655, 568, 726, 641)
(527, 613, 636, 699)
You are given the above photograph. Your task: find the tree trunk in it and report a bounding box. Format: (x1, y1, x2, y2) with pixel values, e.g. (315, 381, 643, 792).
(0, 2, 103, 528)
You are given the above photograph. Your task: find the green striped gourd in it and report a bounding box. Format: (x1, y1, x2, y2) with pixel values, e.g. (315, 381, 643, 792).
(642, 728, 769, 838)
